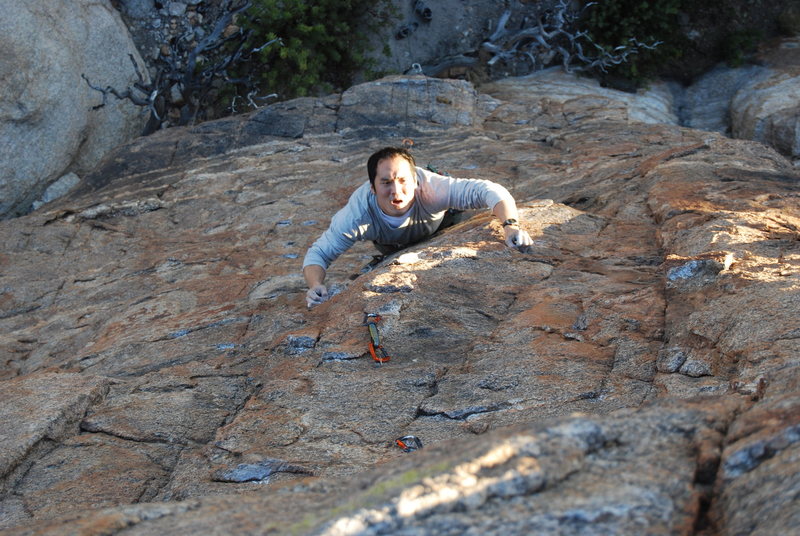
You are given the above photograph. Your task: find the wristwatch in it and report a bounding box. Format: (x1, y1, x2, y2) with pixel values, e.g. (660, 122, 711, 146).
(501, 218, 518, 228)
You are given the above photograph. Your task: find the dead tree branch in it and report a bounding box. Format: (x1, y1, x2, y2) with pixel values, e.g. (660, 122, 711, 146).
(482, 0, 660, 75)
(82, 0, 281, 134)
(81, 54, 162, 122)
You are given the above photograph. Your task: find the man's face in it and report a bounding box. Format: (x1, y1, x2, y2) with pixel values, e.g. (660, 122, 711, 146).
(372, 155, 417, 217)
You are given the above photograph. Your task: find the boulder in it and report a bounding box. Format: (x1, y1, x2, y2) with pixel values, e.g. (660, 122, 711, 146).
(680, 63, 767, 134)
(725, 37, 800, 161)
(731, 66, 800, 161)
(0, 74, 798, 534)
(665, 37, 800, 162)
(479, 67, 679, 126)
(0, 0, 148, 219)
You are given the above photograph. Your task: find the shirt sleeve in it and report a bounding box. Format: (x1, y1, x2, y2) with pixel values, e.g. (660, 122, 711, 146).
(302, 184, 369, 270)
(416, 167, 515, 213)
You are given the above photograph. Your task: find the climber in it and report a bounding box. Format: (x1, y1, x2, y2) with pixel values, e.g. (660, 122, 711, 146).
(302, 146, 533, 308)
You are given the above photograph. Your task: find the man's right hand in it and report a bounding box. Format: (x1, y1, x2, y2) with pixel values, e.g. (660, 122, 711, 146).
(306, 284, 329, 308)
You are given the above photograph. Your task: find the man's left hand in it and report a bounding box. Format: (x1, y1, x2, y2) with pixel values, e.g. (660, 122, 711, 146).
(504, 226, 533, 252)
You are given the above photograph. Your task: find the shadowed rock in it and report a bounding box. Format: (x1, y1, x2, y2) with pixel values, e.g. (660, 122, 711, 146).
(0, 0, 148, 219)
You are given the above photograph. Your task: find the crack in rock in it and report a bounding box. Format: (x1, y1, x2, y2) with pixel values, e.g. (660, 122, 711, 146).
(417, 401, 514, 421)
(162, 316, 250, 340)
(722, 423, 800, 478)
(69, 198, 167, 221)
(212, 458, 313, 483)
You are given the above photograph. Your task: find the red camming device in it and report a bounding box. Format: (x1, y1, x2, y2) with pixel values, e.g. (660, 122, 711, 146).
(395, 435, 423, 452)
(364, 313, 390, 364)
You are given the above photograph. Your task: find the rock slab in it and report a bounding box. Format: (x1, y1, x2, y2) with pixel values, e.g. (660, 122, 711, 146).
(1, 73, 799, 534)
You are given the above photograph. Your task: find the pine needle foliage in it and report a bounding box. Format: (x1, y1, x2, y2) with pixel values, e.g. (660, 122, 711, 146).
(236, 0, 394, 100)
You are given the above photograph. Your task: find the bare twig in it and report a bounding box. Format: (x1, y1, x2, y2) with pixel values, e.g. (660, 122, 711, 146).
(81, 0, 281, 134)
(481, 0, 659, 75)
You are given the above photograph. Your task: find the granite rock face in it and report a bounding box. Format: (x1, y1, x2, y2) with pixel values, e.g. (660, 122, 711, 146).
(680, 37, 800, 163)
(731, 65, 800, 161)
(0, 0, 148, 219)
(1, 71, 798, 534)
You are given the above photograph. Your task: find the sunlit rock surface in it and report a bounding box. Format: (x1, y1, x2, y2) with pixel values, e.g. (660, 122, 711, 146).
(1, 73, 798, 535)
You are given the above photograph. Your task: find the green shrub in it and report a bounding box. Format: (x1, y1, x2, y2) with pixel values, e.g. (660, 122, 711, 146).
(721, 29, 763, 67)
(778, 5, 800, 36)
(233, 0, 394, 101)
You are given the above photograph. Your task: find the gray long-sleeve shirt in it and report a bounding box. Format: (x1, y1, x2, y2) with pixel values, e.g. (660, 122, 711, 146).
(303, 166, 514, 270)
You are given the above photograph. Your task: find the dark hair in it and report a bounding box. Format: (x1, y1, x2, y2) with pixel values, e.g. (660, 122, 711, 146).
(367, 147, 416, 186)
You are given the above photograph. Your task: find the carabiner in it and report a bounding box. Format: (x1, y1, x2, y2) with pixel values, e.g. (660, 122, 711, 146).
(395, 435, 423, 452)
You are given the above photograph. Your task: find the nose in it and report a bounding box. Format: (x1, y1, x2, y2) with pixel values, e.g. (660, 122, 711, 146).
(389, 181, 402, 195)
